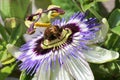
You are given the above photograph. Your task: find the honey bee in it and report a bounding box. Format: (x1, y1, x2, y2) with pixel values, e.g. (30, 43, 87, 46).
(44, 25, 62, 41)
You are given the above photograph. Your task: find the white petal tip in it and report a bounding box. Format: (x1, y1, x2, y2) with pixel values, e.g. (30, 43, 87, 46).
(6, 44, 22, 58)
(102, 18, 107, 23)
(95, 51, 119, 64)
(84, 46, 119, 64)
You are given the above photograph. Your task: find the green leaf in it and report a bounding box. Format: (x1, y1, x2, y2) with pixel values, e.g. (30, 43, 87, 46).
(10, 0, 30, 19)
(1, 57, 15, 65)
(104, 9, 120, 52)
(111, 26, 120, 36)
(104, 33, 118, 49)
(83, 1, 96, 11)
(115, 0, 120, 9)
(0, 41, 15, 65)
(0, 0, 30, 20)
(112, 37, 120, 51)
(90, 64, 110, 80)
(117, 61, 120, 68)
(51, 0, 79, 18)
(104, 32, 120, 53)
(34, 0, 51, 9)
(0, 24, 9, 41)
(109, 9, 120, 35)
(77, 0, 108, 11)
(0, 50, 8, 61)
(0, 49, 15, 65)
(9, 23, 26, 45)
(91, 61, 120, 80)
(0, 0, 11, 19)
(0, 63, 16, 80)
(20, 71, 33, 80)
(0, 61, 2, 67)
(108, 9, 120, 28)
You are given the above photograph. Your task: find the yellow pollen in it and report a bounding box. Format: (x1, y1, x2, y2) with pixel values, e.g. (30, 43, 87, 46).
(51, 13, 60, 18)
(34, 22, 51, 28)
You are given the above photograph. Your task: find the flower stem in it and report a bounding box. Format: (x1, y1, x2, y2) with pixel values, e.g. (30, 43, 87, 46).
(72, 0, 85, 12)
(72, 0, 102, 20)
(89, 8, 102, 20)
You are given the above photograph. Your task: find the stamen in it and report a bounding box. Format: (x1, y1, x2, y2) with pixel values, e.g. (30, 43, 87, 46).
(51, 13, 60, 18)
(34, 22, 51, 28)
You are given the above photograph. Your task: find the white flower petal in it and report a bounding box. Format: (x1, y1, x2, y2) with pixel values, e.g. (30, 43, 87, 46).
(90, 18, 109, 44)
(50, 59, 74, 80)
(82, 18, 109, 45)
(6, 44, 22, 59)
(37, 58, 51, 80)
(64, 53, 94, 80)
(36, 55, 74, 80)
(50, 58, 70, 80)
(83, 46, 119, 64)
(55, 66, 74, 80)
(54, 51, 74, 80)
(49, 58, 61, 80)
(36, 58, 69, 80)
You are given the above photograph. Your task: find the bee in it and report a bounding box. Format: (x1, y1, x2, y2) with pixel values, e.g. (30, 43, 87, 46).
(44, 25, 62, 41)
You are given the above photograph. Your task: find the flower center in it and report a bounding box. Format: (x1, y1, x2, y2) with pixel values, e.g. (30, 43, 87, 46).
(41, 26, 72, 49)
(44, 26, 62, 41)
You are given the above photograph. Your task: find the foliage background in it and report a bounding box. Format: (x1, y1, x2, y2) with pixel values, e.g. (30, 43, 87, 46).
(0, 0, 120, 80)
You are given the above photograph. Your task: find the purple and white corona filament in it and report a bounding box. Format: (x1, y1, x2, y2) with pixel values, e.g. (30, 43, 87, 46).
(20, 12, 98, 78)
(7, 12, 119, 80)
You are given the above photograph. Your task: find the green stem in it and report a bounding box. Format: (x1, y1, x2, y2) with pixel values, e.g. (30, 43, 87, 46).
(89, 8, 102, 20)
(72, 0, 85, 12)
(72, 0, 102, 20)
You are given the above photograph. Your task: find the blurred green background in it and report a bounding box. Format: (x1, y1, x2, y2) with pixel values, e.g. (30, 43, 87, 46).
(0, 0, 120, 80)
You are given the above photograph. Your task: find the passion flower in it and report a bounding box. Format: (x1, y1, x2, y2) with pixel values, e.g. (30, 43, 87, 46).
(7, 12, 119, 80)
